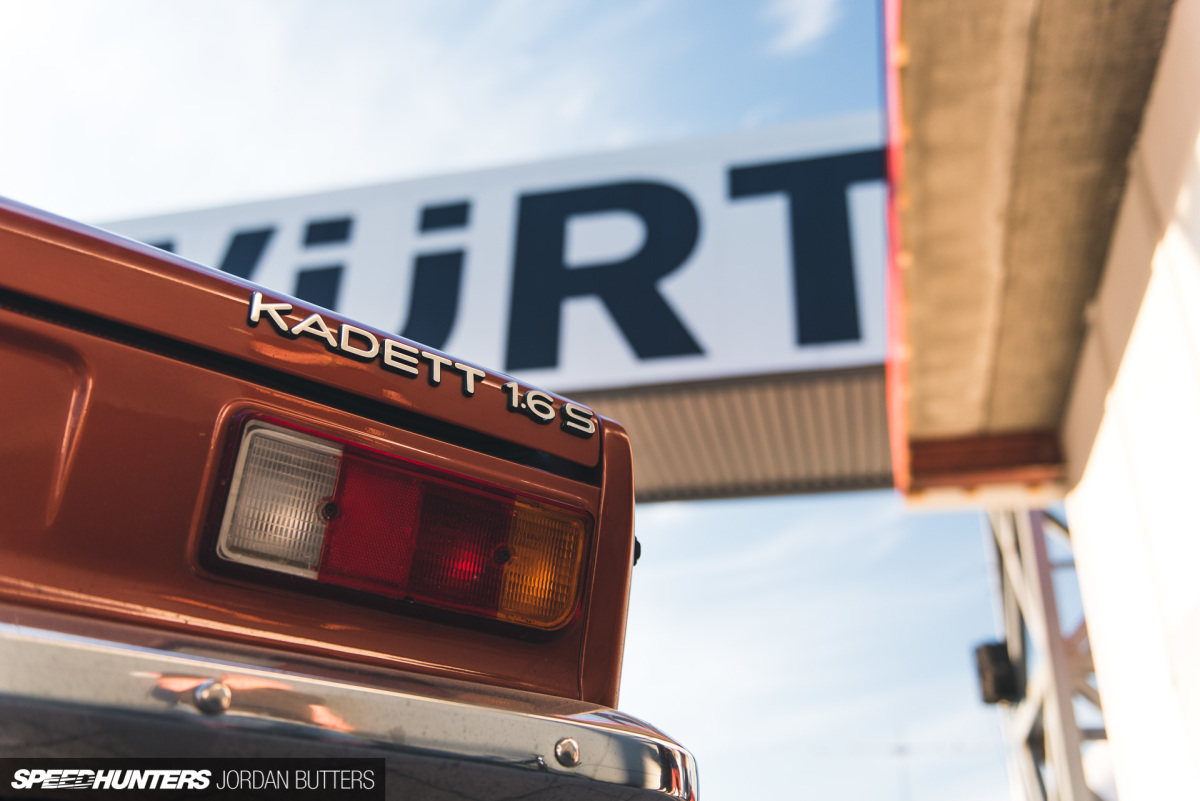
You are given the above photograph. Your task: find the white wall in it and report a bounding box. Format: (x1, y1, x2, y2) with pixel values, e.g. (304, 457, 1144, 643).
(1062, 0, 1200, 795)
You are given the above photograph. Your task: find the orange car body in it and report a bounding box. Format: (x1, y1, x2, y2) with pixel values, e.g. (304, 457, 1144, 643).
(0, 199, 696, 799)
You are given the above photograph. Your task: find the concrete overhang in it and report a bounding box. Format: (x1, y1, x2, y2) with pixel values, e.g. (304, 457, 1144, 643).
(887, 0, 1175, 499)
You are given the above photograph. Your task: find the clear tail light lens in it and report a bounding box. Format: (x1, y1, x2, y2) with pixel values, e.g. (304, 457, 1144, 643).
(215, 420, 590, 630)
(218, 426, 341, 576)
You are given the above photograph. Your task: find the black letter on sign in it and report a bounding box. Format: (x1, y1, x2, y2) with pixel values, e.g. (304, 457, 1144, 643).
(729, 149, 885, 345)
(218, 228, 275, 280)
(400, 251, 465, 350)
(506, 182, 703, 371)
(399, 202, 472, 349)
(294, 265, 343, 311)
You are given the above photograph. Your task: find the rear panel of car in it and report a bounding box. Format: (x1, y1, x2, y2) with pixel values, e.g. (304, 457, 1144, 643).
(0, 200, 635, 707)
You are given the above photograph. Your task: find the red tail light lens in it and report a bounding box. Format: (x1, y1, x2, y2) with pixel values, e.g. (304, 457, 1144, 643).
(215, 420, 590, 630)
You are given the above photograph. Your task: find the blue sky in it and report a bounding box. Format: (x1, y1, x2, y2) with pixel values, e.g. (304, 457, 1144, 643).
(0, 0, 883, 222)
(622, 492, 1007, 799)
(0, 2, 1011, 798)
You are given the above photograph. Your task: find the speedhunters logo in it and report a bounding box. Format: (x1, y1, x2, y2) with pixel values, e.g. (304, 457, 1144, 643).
(11, 770, 211, 791)
(1, 760, 383, 799)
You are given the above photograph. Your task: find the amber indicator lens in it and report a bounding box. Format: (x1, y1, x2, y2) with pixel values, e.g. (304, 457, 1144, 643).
(215, 421, 590, 630)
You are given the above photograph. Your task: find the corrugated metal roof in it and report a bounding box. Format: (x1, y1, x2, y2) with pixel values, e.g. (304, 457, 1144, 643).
(572, 366, 892, 502)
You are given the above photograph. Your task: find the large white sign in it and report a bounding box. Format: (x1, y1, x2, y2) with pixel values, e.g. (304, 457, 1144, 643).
(105, 113, 887, 393)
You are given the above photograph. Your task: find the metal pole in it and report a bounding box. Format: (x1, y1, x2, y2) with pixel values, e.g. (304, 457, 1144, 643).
(985, 509, 1103, 801)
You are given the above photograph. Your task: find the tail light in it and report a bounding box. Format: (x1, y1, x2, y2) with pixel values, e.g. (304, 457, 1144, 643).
(214, 420, 590, 630)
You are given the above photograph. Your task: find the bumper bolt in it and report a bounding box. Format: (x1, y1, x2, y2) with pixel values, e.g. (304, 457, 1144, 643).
(193, 680, 232, 715)
(555, 737, 581, 768)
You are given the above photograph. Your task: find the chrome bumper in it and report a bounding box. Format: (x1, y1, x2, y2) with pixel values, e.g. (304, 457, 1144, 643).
(0, 614, 697, 800)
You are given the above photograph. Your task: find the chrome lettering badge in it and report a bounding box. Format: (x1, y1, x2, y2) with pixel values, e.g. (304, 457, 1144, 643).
(246, 292, 596, 438)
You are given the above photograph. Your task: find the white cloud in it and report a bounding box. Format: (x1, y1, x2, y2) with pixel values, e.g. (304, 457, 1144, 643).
(764, 0, 842, 55)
